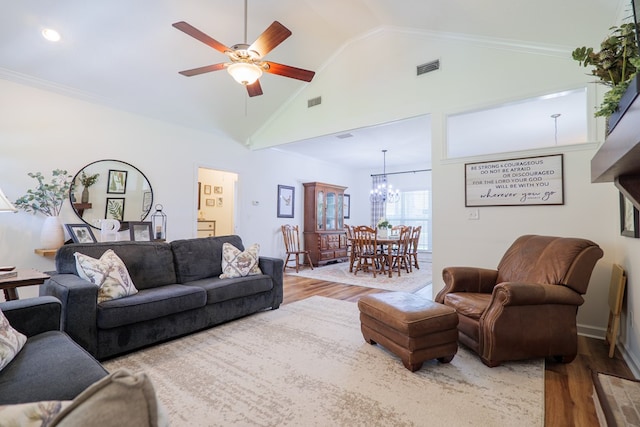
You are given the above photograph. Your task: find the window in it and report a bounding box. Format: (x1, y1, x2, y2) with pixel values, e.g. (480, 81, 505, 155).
(447, 88, 588, 158)
(386, 190, 432, 251)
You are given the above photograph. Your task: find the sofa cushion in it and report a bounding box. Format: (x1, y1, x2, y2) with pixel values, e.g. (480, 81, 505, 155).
(185, 275, 274, 304)
(171, 235, 245, 283)
(219, 242, 262, 278)
(0, 309, 27, 371)
(52, 369, 166, 427)
(74, 250, 138, 303)
(97, 285, 207, 329)
(0, 370, 167, 427)
(0, 331, 108, 404)
(56, 242, 178, 290)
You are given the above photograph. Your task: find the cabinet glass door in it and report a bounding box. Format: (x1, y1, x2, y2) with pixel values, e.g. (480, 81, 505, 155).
(326, 192, 336, 230)
(337, 194, 344, 229)
(317, 191, 324, 230)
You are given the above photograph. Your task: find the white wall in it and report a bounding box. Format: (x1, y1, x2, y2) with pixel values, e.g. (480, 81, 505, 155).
(0, 78, 358, 297)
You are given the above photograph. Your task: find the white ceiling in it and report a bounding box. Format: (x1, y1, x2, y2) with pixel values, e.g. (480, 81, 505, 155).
(0, 1, 624, 169)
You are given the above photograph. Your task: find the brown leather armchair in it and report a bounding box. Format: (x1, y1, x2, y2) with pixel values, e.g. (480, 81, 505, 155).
(435, 235, 604, 367)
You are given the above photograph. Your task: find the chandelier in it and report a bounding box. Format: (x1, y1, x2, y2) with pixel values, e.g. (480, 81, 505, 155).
(370, 149, 400, 203)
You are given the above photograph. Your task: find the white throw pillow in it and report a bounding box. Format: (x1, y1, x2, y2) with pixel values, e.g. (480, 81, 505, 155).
(219, 243, 262, 279)
(0, 309, 27, 372)
(74, 249, 138, 303)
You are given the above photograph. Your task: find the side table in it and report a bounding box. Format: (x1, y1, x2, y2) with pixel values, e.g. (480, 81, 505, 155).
(0, 269, 50, 301)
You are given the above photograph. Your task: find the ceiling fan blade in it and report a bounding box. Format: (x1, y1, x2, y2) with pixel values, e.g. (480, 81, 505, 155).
(249, 21, 292, 57)
(172, 21, 231, 54)
(246, 80, 263, 97)
(178, 63, 227, 77)
(264, 61, 315, 82)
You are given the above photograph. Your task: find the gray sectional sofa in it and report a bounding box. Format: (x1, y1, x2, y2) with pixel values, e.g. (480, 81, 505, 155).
(41, 235, 283, 360)
(0, 296, 108, 404)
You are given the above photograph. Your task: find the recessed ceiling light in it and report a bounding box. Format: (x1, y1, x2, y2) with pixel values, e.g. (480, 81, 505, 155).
(42, 28, 61, 42)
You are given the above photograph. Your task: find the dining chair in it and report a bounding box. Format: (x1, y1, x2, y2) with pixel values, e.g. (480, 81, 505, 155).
(345, 224, 357, 272)
(352, 225, 386, 278)
(389, 226, 412, 277)
(408, 226, 421, 271)
(281, 224, 314, 273)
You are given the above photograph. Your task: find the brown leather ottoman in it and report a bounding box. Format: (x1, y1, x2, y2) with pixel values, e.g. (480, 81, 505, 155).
(358, 292, 458, 372)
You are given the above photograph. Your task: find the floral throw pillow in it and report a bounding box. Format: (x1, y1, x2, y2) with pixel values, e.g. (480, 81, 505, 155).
(0, 309, 27, 372)
(74, 249, 138, 303)
(219, 243, 262, 279)
(0, 401, 72, 426)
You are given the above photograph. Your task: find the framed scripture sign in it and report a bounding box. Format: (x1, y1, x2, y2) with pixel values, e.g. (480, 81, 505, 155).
(465, 154, 564, 207)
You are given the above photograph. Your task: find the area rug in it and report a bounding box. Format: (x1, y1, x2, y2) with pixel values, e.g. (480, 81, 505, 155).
(592, 371, 640, 426)
(287, 259, 432, 292)
(103, 296, 544, 426)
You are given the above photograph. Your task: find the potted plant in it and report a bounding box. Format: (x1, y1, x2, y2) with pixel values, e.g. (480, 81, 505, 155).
(14, 169, 72, 249)
(572, 22, 640, 129)
(79, 171, 99, 203)
(377, 218, 392, 238)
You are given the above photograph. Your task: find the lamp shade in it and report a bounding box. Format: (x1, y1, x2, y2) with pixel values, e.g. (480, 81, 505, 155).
(0, 187, 17, 213)
(227, 62, 263, 85)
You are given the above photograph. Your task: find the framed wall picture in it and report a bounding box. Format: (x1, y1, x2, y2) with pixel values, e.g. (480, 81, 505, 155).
(344, 194, 351, 219)
(107, 169, 128, 194)
(620, 193, 639, 237)
(65, 223, 97, 243)
(204, 185, 212, 195)
(142, 191, 152, 214)
(465, 154, 564, 206)
(216, 197, 223, 207)
(277, 185, 294, 218)
(206, 198, 215, 206)
(105, 197, 125, 221)
(214, 186, 223, 194)
(129, 221, 153, 241)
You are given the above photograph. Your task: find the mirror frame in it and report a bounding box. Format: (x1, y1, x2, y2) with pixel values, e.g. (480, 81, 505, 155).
(69, 159, 154, 230)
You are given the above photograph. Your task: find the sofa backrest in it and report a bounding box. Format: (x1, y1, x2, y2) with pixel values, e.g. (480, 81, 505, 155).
(55, 241, 178, 290)
(496, 234, 604, 294)
(170, 235, 244, 283)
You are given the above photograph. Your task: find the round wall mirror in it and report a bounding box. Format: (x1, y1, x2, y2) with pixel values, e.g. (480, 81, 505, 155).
(69, 159, 153, 229)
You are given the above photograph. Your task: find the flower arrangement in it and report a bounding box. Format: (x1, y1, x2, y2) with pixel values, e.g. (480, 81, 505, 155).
(377, 218, 392, 229)
(14, 169, 72, 216)
(572, 22, 640, 117)
(79, 171, 99, 188)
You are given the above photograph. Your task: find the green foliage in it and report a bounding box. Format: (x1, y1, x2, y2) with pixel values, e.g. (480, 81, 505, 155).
(376, 218, 392, 229)
(572, 22, 640, 117)
(14, 169, 72, 216)
(80, 171, 99, 187)
(107, 200, 123, 221)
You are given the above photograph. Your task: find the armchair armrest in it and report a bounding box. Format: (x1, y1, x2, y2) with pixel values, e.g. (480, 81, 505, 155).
(258, 256, 284, 309)
(39, 273, 100, 357)
(0, 296, 61, 337)
(491, 282, 585, 307)
(435, 267, 499, 303)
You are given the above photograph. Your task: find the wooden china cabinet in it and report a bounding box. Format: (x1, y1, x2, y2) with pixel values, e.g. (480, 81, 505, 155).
(303, 182, 348, 266)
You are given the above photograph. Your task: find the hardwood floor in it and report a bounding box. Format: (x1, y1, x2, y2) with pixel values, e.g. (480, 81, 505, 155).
(283, 273, 634, 427)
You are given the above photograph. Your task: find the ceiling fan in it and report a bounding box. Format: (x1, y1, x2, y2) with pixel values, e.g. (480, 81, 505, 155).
(172, 1, 315, 97)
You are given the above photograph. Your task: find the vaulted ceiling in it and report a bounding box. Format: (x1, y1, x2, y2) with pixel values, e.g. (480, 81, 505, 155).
(1, 1, 625, 168)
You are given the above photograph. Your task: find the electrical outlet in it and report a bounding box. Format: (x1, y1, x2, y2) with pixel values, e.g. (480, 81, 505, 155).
(467, 209, 480, 220)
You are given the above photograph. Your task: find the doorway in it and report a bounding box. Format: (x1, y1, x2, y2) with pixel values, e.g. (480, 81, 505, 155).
(197, 167, 238, 237)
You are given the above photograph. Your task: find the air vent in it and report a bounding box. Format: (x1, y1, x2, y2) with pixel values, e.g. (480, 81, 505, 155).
(307, 96, 322, 108)
(336, 133, 353, 139)
(417, 60, 440, 76)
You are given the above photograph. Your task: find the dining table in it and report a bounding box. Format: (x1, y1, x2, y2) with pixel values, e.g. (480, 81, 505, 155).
(349, 235, 400, 278)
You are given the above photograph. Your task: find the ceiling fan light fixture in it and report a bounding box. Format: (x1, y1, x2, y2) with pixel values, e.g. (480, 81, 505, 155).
(227, 62, 263, 86)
